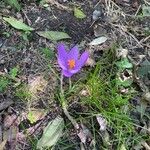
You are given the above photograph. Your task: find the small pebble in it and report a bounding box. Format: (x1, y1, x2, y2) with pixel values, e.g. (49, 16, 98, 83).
(93, 10, 102, 21)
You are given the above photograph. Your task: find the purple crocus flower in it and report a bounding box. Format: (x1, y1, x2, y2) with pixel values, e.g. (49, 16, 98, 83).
(57, 43, 89, 77)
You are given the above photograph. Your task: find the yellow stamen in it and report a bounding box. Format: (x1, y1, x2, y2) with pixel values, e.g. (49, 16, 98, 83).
(68, 59, 75, 69)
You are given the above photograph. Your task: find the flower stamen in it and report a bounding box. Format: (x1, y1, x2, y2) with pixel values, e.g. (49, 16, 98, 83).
(68, 59, 75, 69)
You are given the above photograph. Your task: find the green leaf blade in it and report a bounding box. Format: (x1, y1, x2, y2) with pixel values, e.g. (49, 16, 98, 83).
(74, 7, 86, 19)
(37, 31, 71, 41)
(5, 0, 21, 11)
(3, 17, 34, 31)
(37, 116, 64, 149)
(89, 37, 107, 45)
(9, 67, 19, 78)
(137, 59, 150, 77)
(116, 58, 133, 70)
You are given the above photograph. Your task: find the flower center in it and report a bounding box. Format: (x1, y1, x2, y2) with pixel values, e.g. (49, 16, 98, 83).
(68, 59, 75, 69)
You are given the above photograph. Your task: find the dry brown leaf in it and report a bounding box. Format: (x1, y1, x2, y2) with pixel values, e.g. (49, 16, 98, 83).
(3, 125, 19, 142)
(85, 58, 96, 67)
(0, 72, 5, 76)
(0, 140, 7, 150)
(28, 75, 48, 98)
(141, 141, 150, 150)
(116, 48, 128, 58)
(3, 115, 18, 128)
(77, 124, 92, 144)
(96, 115, 107, 131)
(80, 88, 90, 97)
(27, 108, 47, 124)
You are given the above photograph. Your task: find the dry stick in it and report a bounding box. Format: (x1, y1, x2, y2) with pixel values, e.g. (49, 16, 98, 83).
(122, 28, 143, 47)
(47, 0, 71, 11)
(134, 5, 141, 16)
(143, 0, 150, 5)
(22, 10, 32, 26)
(133, 35, 150, 48)
(139, 35, 150, 44)
(111, 23, 143, 48)
(141, 141, 150, 150)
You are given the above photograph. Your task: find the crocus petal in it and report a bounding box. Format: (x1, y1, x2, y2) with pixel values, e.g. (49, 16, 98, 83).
(62, 70, 73, 77)
(58, 59, 67, 70)
(68, 46, 79, 61)
(78, 51, 89, 67)
(70, 51, 89, 73)
(57, 43, 68, 70)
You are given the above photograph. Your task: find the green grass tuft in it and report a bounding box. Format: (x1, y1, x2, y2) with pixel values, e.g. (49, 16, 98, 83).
(78, 47, 138, 149)
(15, 84, 32, 101)
(0, 76, 9, 92)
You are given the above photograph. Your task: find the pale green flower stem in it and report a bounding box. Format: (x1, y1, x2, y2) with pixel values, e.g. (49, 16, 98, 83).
(69, 77, 72, 90)
(60, 73, 79, 129)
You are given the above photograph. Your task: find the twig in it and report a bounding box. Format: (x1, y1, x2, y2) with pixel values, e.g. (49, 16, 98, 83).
(134, 5, 141, 16)
(46, 0, 71, 11)
(22, 10, 32, 26)
(143, 0, 150, 5)
(139, 35, 150, 44)
(141, 141, 150, 150)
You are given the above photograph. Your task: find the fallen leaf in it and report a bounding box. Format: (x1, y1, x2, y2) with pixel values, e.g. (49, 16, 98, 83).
(116, 58, 133, 70)
(0, 140, 7, 150)
(137, 59, 150, 77)
(27, 109, 46, 124)
(5, 0, 21, 11)
(37, 116, 64, 149)
(77, 124, 92, 144)
(3, 125, 19, 143)
(4, 114, 18, 128)
(116, 48, 128, 58)
(37, 31, 71, 41)
(85, 58, 96, 67)
(96, 115, 107, 131)
(74, 7, 86, 19)
(28, 76, 48, 98)
(102, 130, 110, 146)
(3, 17, 34, 31)
(89, 37, 107, 46)
(80, 89, 90, 96)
